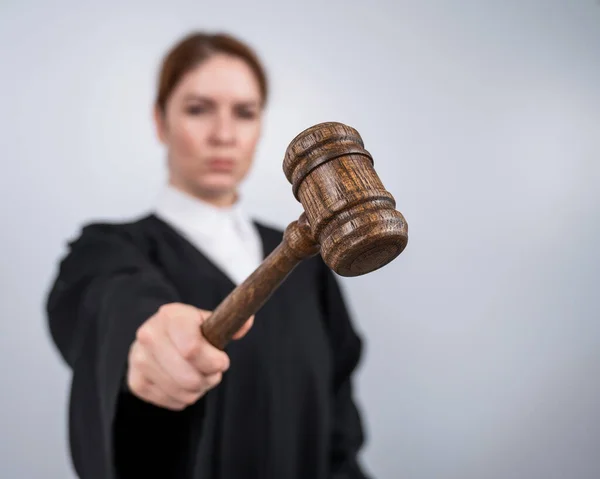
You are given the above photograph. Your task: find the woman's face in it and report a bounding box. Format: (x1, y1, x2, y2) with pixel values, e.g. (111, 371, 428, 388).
(155, 53, 263, 206)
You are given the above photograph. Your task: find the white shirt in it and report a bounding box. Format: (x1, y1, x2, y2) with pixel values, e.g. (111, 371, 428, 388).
(153, 184, 263, 286)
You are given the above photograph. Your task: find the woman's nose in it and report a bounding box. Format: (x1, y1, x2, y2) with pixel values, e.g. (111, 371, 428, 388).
(210, 113, 235, 145)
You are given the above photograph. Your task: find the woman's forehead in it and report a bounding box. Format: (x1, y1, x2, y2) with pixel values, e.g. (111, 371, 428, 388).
(174, 55, 262, 103)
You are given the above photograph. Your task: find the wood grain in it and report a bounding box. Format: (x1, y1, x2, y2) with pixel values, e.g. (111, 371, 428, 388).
(284, 122, 408, 276)
(201, 122, 408, 349)
(201, 214, 319, 349)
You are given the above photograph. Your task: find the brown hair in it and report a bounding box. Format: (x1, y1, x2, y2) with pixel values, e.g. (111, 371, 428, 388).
(155, 31, 269, 113)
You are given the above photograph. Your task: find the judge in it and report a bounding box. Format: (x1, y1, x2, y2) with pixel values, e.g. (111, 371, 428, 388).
(46, 31, 370, 479)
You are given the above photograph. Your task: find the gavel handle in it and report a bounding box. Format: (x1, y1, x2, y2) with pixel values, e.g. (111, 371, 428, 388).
(201, 214, 320, 350)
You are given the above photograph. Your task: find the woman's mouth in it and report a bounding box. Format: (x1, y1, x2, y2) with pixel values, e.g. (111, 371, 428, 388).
(207, 157, 235, 173)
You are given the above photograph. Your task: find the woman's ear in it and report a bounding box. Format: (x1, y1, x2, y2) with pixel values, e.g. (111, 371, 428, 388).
(153, 104, 167, 144)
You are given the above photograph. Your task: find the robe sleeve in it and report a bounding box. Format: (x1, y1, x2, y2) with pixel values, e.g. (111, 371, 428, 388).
(45, 223, 181, 474)
(318, 262, 373, 479)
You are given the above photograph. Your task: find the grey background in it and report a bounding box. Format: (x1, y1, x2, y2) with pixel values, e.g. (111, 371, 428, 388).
(1, 1, 599, 478)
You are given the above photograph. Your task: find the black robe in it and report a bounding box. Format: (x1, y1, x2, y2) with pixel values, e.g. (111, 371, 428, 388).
(46, 213, 370, 479)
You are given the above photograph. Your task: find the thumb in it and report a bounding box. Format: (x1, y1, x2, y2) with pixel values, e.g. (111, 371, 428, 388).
(165, 305, 210, 355)
(232, 315, 254, 340)
(194, 308, 212, 326)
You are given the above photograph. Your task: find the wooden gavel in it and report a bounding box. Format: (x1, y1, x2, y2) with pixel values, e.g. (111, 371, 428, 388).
(201, 122, 408, 349)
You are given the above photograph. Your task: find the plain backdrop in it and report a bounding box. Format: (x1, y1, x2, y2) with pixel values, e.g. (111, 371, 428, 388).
(1, 1, 599, 478)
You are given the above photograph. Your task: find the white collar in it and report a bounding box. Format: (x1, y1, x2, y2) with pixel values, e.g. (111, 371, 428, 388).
(154, 183, 256, 240)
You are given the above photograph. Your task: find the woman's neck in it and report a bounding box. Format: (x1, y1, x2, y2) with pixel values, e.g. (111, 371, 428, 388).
(168, 179, 238, 209)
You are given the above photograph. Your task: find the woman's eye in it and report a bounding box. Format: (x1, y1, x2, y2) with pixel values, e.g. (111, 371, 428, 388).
(186, 105, 208, 115)
(237, 108, 257, 120)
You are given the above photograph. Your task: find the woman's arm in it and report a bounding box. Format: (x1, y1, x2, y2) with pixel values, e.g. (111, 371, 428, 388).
(46, 222, 184, 477)
(46, 223, 180, 376)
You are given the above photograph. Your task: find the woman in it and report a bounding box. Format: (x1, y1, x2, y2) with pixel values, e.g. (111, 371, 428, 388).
(46, 31, 370, 479)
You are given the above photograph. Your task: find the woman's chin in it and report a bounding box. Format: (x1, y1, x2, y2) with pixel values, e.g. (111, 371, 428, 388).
(192, 175, 239, 200)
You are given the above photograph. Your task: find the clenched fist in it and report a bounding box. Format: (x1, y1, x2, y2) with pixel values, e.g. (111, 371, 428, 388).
(127, 302, 253, 410)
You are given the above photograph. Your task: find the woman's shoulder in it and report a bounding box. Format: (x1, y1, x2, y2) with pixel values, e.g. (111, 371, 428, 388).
(66, 213, 160, 252)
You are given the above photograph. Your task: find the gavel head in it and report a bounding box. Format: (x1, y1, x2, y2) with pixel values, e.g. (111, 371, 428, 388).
(283, 122, 408, 277)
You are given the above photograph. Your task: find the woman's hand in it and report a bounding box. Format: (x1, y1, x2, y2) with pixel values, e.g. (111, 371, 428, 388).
(126, 302, 253, 410)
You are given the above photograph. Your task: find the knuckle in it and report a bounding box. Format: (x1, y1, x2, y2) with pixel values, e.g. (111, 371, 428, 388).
(212, 372, 223, 386)
(159, 302, 185, 316)
(152, 390, 169, 407)
(128, 374, 148, 396)
(209, 353, 229, 373)
(184, 390, 204, 404)
(138, 382, 152, 397)
(169, 401, 187, 411)
(158, 303, 176, 314)
(220, 355, 230, 371)
(157, 304, 169, 315)
(156, 304, 176, 322)
(175, 389, 199, 405)
(129, 346, 146, 368)
(180, 374, 203, 392)
(205, 372, 223, 389)
(181, 339, 203, 361)
(136, 325, 156, 346)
